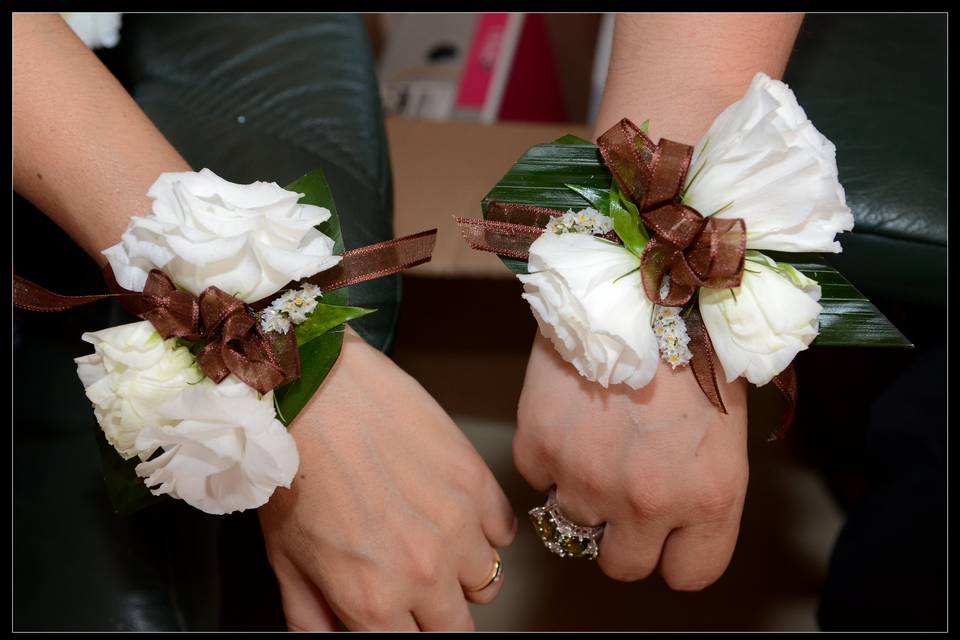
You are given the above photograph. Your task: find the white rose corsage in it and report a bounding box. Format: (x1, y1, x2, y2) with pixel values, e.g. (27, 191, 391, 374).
(457, 72, 909, 438)
(15, 169, 437, 514)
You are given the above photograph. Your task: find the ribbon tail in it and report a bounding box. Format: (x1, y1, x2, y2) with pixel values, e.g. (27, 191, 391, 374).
(454, 216, 544, 260)
(301, 229, 438, 294)
(767, 363, 798, 442)
(685, 306, 727, 414)
(14, 274, 129, 312)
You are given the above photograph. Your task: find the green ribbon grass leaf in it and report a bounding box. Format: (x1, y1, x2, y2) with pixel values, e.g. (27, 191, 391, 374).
(295, 303, 376, 347)
(564, 183, 610, 215)
(481, 140, 910, 348)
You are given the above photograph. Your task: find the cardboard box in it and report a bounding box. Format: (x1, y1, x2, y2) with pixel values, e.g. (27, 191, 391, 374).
(386, 116, 593, 278)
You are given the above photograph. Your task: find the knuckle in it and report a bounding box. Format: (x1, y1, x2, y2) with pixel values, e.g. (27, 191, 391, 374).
(516, 396, 540, 430)
(695, 490, 739, 522)
(512, 435, 553, 486)
(626, 485, 669, 517)
(405, 538, 445, 587)
(348, 587, 398, 626)
(514, 423, 557, 462)
(694, 473, 747, 522)
(565, 458, 609, 497)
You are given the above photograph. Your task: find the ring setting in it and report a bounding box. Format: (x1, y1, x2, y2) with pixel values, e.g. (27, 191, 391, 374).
(528, 489, 604, 560)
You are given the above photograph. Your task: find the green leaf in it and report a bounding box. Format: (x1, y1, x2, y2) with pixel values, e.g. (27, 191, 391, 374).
(295, 303, 376, 347)
(764, 252, 913, 348)
(93, 420, 164, 516)
(273, 170, 355, 424)
(608, 181, 648, 256)
(480, 141, 910, 348)
(553, 134, 593, 145)
(274, 327, 345, 425)
(609, 196, 646, 256)
(564, 183, 610, 215)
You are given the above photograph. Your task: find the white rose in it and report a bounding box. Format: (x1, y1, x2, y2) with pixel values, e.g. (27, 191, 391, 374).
(134, 376, 299, 515)
(699, 254, 822, 386)
(103, 168, 342, 303)
(74, 321, 203, 460)
(683, 72, 854, 253)
(518, 232, 660, 389)
(61, 12, 123, 49)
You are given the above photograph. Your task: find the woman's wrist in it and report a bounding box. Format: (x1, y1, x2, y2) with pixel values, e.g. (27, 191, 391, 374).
(592, 13, 804, 143)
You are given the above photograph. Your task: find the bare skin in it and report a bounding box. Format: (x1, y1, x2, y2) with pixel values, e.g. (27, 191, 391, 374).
(260, 328, 515, 630)
(514, 13, 804, 589)
(14, 13, 515, 630)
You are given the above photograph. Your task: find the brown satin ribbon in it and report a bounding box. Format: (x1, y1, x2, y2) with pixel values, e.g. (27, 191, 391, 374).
(596, 118, 751, 418)
(455, 213, 547, 259)
(596, 118, 746, 308)
(14, 229, 438, 394)
(454, 202, 621, 259)
(685, 307, 727, 415)
(768, 362, 798, 441)
(454, 120, 796, 436)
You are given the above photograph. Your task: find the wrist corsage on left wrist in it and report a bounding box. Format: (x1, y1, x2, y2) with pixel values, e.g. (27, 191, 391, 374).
(16, 168, 436, 515)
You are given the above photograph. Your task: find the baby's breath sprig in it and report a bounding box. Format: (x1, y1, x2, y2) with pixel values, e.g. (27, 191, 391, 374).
(651, 276, 693, 369)
(546, 207, 614, 236)
(259, 282, 323, 334)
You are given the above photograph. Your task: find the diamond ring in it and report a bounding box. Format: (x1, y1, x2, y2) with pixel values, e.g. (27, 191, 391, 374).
(528, 488, 604, 560)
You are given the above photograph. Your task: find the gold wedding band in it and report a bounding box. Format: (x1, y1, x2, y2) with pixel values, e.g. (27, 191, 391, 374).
(464, 551, 503, 592)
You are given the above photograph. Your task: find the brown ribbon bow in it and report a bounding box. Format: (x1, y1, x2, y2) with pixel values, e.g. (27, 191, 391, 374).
(455, 120, 797, 438)
(596, 118, 746, 308)
(599, 118, 796, 430)
(135, 270, 300, 394)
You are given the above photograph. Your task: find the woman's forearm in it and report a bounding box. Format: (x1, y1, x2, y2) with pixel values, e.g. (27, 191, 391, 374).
(13, 13, 191, 266)
(594, 13, 804, 141)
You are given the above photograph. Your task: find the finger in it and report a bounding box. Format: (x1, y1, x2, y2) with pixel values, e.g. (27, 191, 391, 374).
(344, 609, 420, 632)
(412, 578, 476, 631)
(273, 558, 340, 631)
(553, 485, 604, 527)
(460, 541, 505, 605)
(659, 516, 742, 591)
(512, 429, 555, 492)
(477, 472, 518, 548)
(596, 520, 672, 582)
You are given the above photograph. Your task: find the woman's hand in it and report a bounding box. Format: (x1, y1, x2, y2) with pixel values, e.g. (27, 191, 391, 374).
(258, 328, 516, 631)
(514, 332, 748, 590)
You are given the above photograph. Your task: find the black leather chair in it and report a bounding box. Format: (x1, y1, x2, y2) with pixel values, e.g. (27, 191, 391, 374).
(783, 14, 946, 631)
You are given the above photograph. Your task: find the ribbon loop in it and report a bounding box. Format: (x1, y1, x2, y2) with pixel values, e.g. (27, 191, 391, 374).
(138, 270, 202, 341)
(643, 138, 694, 211)
(596, 119, 747, 309)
